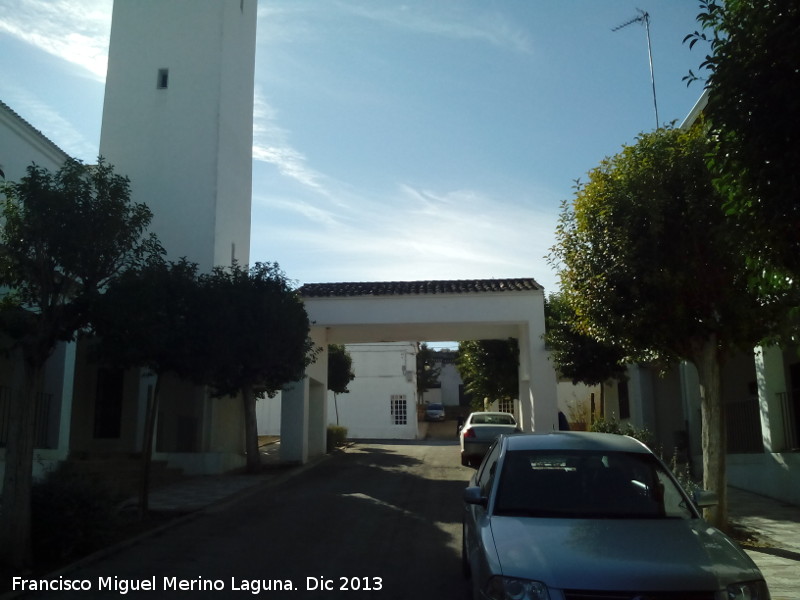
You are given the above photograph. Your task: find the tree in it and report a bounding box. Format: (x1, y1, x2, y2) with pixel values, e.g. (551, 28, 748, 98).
(544, 292, 627, 420)
(684, 0, 800, 296)
(90, 259, 203, 516)
(456, 339, 518, 410)
(198, 262, 318, 473)
(328, 344, 355, 425)
(416, 343, 441, 401)
(0, 159, 161, 568)
(549, 126, 778, 528)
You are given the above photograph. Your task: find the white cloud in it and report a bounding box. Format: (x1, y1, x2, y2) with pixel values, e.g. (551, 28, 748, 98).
(0, 0, 112, 80)
(252, 90, 333, 197)
(334, 1, 533, 54)
(0, 83, 98, 160)
(250, 182, 560, 290)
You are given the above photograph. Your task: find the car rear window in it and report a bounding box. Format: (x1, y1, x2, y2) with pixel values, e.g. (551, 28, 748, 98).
(471, 414, 516, 425)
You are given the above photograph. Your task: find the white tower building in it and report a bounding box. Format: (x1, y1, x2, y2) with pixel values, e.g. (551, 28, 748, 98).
(99, 0, 257, 271)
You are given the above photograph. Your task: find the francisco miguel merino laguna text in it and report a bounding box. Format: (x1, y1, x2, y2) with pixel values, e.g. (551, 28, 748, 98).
(12, 575, 385, 594)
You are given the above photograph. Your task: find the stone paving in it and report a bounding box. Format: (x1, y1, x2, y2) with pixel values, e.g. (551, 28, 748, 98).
(728, 486, 800, 600)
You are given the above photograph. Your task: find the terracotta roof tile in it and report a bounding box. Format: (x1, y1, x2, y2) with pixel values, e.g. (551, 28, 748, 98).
(298, 278, 542, 298)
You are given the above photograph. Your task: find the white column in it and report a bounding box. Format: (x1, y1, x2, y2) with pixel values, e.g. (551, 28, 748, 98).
(307, 379, 326, 458)
(519, 319, 558, 433)
(280, 379, 309, 464)
(754, 345, 788, 452)
(52, 341, 76, 459)
(679, 361, 703, 458)
(627, 365, 656, 430)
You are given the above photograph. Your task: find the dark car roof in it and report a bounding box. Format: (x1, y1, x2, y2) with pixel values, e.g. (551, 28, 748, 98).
(504, 432, 651, 454)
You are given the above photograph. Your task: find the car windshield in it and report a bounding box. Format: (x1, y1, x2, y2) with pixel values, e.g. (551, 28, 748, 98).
(471, 414, 516, 425)
(428, 404, 443, 411)
(493, 450, 695, 520)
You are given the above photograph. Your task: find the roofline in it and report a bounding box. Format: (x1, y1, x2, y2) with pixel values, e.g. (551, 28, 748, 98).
(298, 278, 543, 298)
(0, 99, 72, 164)
(680, 89, 709, 130)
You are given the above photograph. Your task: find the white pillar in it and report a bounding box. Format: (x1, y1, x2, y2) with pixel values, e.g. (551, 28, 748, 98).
(56, 342, 75, 457)
(679, 361, 703, 458)
(518, 317, 558, 433)
(280, 379, 309, 464)
(754, 345, 788, 452)
(627, 364, 656, 430)
(307, 379, 326, 458)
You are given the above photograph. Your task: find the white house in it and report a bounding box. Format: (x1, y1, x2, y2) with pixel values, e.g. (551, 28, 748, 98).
(0, 101, 76, 482)
(258, 342, 419, 440)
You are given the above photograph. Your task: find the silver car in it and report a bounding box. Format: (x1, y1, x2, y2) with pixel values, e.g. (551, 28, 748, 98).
(462, 432, 770, 600)
(460, 411, 520, 467)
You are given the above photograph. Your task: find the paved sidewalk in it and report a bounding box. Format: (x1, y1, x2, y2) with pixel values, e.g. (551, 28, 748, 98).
(728, 487, 800, 600)
(133, 439, 294, 512)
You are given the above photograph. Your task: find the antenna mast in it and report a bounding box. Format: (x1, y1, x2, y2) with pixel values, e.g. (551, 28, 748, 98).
(613, 9, 659, 129)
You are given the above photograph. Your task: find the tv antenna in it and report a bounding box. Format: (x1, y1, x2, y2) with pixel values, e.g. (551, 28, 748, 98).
(613, 9, 659, 129)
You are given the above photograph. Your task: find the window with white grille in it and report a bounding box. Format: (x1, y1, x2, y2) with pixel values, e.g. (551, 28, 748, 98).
(498, 399, 515, 415)
(390, 394, 407, 425)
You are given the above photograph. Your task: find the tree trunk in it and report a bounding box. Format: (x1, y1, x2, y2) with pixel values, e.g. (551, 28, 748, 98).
(693, 334, 728, 530)
(0, 353, 41, 569)
(242, 385, 261, 473)
(334, 393, 339, 426)
(138, 374, 162, 519)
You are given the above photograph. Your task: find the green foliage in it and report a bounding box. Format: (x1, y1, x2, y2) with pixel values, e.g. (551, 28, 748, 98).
(326, 425, 348, 453)
(544, 292, 627, 386)
(30, 465, 121, 563)
(685, 1, 800, 295)
(0, 158, 162, 363)
(327, 344, 355, 395)
(590, 417, 653, 449)
(549, 126, 771, 365)
(90, 258, 202, 380)
(456, 339, 518, 404)
(198, 261, 318, 399)
(669, 452, 700, 498)
(416, 343, 441, 396)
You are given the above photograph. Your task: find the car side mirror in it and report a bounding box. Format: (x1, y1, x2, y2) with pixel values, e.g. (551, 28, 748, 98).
(693, 489, 718, 509)
(463, 486, 488, 507)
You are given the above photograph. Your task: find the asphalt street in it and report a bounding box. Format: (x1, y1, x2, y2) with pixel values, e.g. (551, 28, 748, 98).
(14, 424, 471, 600)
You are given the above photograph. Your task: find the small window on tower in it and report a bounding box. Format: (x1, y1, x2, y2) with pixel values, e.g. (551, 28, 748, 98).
(157, 68, 169, 89)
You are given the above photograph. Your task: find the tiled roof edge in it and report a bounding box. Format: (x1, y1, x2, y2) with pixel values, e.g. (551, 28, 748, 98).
(298, 278, 542, 298)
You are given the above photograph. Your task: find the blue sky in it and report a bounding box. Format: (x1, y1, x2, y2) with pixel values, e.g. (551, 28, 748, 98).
(0, 1, 707, 294)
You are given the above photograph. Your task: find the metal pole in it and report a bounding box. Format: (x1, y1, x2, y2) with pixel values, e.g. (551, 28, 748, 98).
(642, 12, 659, 129)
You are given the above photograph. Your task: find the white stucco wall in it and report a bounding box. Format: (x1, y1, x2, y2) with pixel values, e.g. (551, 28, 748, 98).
(329, 343, 418, 440)
(438, 361, 463, 406)
(257, 342, 420, 440)
(0, 103, 70, 181)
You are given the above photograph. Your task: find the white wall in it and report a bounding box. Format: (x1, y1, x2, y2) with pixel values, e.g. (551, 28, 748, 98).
(0, 103, 70, 180)
(438, 361, 463, 406)
(329, 343, 418, 439)
(257, 342, 420, 440)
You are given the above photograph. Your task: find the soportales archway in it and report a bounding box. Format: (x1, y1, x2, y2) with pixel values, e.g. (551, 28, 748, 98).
(279, 278, 559, 464)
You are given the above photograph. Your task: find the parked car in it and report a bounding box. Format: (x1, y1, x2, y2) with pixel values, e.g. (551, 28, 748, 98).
(462, 431, 770, 600)
(425, 402, 446, 422)
(459, 411, 520, 467)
